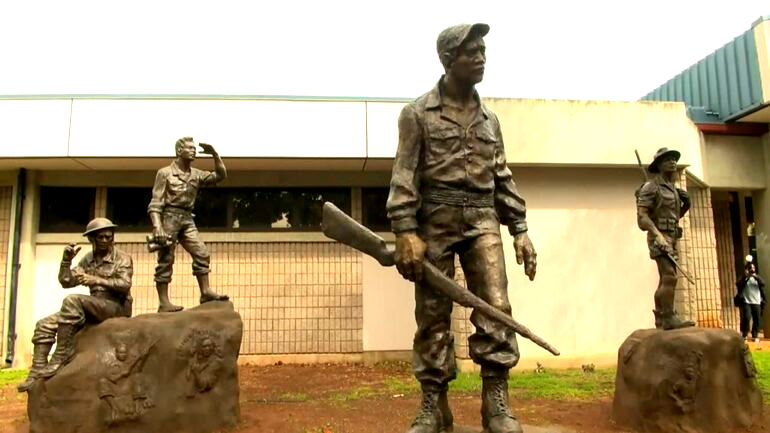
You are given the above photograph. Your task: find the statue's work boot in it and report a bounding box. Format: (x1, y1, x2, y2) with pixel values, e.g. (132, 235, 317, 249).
(17, 343, 52, 392)
(654, 309, 695, 330)
(481, 377, 523, 433)
(38, 324, 77, 378)
(406, 388, 442, 433)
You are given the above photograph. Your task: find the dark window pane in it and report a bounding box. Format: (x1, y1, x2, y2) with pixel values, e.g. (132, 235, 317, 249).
(106, 187, 153, 231)
(232, 188, 351, 231)
(362, 187, 390, 232)
(39, 187, 95, 233)
(194, 188, 229, 229)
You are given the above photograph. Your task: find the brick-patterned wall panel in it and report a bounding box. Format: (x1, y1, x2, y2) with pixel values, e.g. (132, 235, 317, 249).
(678, 177, 723, 328)
(712, 198, 740, 330)
(117, 242, 363, 354)
(0, 187, 11, 357)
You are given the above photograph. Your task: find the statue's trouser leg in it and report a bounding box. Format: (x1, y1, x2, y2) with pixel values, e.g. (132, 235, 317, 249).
(653, 250, 694, 329)
(459, 233, 521, 433)
(154, 211, 183, 311)
(411, 226, 457, 433)
(177, 216, 228, 303)
(18, 314, 58, 392)
(39, 294, 121, 377)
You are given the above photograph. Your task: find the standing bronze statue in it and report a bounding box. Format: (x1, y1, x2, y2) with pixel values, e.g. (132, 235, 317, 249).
(636, 147, 695, 330)
(17, 218, 133, 392)
(386, 23, 537, 433)
(148, 137, 229, 312)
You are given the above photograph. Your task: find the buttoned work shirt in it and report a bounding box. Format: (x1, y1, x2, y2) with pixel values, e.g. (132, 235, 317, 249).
(387, 78, 528, 235)
(148, 162, 220, 214)
(637, 176, 690, 233)
(59, 248, 133, 297)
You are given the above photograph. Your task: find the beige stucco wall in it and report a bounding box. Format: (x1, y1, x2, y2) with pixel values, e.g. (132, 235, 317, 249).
(703, 134, 766, 189)
(0, 98, 705, 181)
(755, 18, 770, 103)
(362, 252, 415, 352)
(752, 132, 770, 336)
(484, 99, 704, 179)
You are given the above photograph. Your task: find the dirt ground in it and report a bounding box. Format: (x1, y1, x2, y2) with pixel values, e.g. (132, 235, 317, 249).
(2, 362, 770, 433)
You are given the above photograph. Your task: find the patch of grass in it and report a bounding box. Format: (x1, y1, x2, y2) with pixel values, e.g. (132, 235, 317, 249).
(508, 368, 616, 399)
(277, 392, 310, 402)
(444, 368, 616, 400)
(328, 386, 378, 402)
(0, 369, 27, 387)
(751, 351, 770, 398)
(384, 376, 418, 395)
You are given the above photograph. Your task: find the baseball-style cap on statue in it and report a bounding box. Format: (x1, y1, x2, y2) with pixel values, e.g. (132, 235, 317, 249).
(436, 23, 490, 58)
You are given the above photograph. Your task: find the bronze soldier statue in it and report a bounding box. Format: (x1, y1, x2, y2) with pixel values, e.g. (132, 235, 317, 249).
(148, 137, 229, 312)
(17, 218, 133, 392)
(387, 23, 537, 433)
(636, 147, 695, 329)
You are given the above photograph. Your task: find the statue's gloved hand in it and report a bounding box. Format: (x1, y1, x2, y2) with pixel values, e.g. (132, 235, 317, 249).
(394, 231, 426, 282)
(514, 232, 537, 281)
(62, 243, 81, 261)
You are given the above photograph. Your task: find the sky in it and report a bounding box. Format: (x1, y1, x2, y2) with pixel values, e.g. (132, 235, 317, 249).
(0, 0, 766, 101)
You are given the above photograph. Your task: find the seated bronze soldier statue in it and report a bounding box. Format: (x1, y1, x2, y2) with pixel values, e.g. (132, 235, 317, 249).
(18, 217, 133, 392)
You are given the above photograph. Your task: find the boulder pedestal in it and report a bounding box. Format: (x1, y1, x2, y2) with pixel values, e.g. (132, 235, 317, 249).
(27, 301, 242, 433)
(612, 327, 762, 433)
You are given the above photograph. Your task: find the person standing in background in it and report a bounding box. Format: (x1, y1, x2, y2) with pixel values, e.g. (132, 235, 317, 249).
(736, 262, 766, 343)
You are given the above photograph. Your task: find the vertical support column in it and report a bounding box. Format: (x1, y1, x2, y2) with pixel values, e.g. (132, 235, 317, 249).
(11, 170, 40, 368)
(753, 132, 770, 336)
(678, 172, 723, 328)
(94, 186, 107, 218)
(351, 187, 362, 223)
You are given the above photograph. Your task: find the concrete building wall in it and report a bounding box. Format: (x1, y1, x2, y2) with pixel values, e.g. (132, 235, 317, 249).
(752, 132, 770, 336)
(0, 186, 13, 359)
(0, 98, 703, 176)
(703, 134, 766, 189)
(484, 99, 704, 179)
(755, 18, 770, 104)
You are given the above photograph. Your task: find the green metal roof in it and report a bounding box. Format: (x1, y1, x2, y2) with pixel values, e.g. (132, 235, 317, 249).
(642, 18, 766, 123)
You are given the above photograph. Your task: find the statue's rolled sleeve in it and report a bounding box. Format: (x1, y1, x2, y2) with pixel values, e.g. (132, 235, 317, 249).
(198, 170, 220, 186)
(637, 182, 657, 209)
(58, 257, 88, 288)
(387, 105, 423, 233)
(147, 169, 168, 214)
(490, 115, 528, 235)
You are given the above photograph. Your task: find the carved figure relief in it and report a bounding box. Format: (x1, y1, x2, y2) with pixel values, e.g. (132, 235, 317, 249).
(98, 331, 157, 426)
(669, 350, 703, 413)
(177, 329, 224, 397)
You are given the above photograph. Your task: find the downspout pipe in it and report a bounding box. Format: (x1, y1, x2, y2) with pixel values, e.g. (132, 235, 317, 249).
(4, 168, 25, 367)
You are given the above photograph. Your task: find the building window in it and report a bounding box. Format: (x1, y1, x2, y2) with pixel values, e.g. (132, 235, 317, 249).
(224, 188, 351, 231)
(362, 187, 390, 232)
(39, 187, 96, 233)
(105, 187, 352, 232)
(106, 187, 153, 231)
